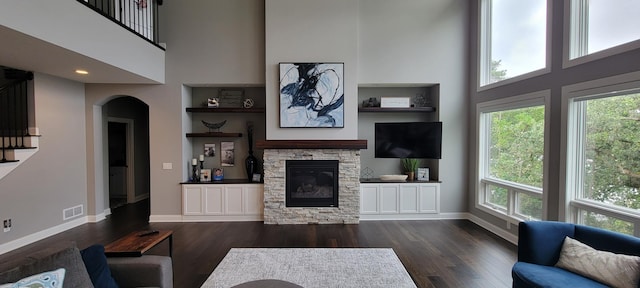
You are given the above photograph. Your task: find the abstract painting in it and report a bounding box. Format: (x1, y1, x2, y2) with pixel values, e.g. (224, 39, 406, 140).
(279, 62, 344, 128)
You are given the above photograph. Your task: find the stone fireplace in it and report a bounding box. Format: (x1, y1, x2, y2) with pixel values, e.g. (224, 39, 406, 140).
(258, 140, 366, 224)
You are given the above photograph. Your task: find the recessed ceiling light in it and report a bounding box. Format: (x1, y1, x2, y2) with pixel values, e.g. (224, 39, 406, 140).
(75, 69, 89, 75)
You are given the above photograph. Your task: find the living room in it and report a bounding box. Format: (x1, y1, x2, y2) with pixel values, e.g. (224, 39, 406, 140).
(1, 0, 640, 287)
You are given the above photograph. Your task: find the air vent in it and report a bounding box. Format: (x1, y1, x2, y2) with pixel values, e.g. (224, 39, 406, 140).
(63, 205, 84, 220)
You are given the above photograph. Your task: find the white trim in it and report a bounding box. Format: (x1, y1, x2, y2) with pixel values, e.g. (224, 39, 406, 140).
(467, 213, 518, 245)
(149, 214, 184, 222)
(477, 0, 552, 91)
(359, 212, 467, 221)
(107, 117, 136, 204)
(181, 215, 264, 222)
(563, 0, 640, 69)
(87, 211, 107, 223)
(560, 70, 640, 231)
(0, 217, 87, 255)
(475, 90, 550, 222)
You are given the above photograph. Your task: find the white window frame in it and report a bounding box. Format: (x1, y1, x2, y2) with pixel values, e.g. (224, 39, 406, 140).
(477, 0, 552, 91)
(561, 70, 640, 236)
(475, 90, 551, 224)
(563, 0, 640, 69)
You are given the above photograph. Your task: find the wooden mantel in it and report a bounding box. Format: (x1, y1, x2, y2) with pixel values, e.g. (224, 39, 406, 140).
(256, 140, 367, 150)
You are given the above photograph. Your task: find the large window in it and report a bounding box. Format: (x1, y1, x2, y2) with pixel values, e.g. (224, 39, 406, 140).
(565, 76, 640, 236)
(477, 91, 549, 222)
(479, 0, 548, 87)
(568, 0, 640, 62)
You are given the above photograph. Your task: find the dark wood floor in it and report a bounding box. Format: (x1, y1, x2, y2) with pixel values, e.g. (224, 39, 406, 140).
(0, 200, 517, 288)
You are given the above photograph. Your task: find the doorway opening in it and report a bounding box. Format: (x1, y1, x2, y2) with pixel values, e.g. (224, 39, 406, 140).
(104, 97, 150, 215)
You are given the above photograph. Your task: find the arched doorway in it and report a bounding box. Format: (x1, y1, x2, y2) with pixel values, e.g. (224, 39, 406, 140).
(103, 96, 150, 217)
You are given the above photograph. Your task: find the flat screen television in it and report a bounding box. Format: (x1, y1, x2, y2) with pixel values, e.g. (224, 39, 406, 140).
(375, 122, 442, 159)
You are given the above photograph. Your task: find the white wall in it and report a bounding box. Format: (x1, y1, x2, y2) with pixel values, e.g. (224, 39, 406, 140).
(0, 73, 87, 249)
(162, 0, 265, 85)
(358, 0, 469, 213)
(264, 0, 359, 140)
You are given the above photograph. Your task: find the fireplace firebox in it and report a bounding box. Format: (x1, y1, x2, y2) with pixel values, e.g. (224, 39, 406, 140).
(286, 160, 339, 207)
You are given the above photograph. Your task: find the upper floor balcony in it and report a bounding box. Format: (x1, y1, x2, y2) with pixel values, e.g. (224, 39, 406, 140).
(78, 0, 163, 48)
(0, 0, 165, 84)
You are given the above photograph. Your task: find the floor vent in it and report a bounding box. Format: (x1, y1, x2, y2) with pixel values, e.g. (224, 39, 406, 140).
(63, 205, 84, 220)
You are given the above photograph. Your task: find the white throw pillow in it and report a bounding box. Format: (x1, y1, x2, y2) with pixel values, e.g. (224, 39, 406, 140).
(555, 236, 640, 288)
(0, 268, 65, 288)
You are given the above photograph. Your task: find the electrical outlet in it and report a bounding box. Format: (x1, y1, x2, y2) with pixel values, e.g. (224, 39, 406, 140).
(3, 219, 10, 232)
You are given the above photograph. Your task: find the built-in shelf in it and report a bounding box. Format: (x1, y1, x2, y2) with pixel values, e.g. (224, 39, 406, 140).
(186, 132, 243, 138)
(186, 107, 265, 113)
(358, 106, 436, 113)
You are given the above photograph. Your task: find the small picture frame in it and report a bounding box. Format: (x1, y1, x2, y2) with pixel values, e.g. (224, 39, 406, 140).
(204, 143, 216, 157)
(200, 169, 211, 182)
(252, 173, 262, 182)
(213, 168, 224, 181)
(417, 168, 430, 181)
(221, 141, 235, 167)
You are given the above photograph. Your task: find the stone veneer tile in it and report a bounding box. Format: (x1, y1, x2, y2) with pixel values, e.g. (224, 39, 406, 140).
(263, 149, 361, 224)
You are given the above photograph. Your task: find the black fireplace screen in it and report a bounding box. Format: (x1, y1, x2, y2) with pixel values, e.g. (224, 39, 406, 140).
(286, 160, 339, 207)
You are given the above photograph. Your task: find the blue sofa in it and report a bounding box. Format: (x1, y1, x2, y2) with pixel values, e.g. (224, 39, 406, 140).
(512, 221, 640, 288)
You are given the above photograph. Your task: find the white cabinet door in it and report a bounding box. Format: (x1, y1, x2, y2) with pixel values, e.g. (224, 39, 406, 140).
(419, 184, 439, 213)
(204, 186, 224, 215)
(400, 184, 419, 213)
(225, 186, 244, 215)
(183, 186, 203, 215)
(360, 184, 379, 214)
(244, 184, 264, 215)
(380, 185, 399, 214)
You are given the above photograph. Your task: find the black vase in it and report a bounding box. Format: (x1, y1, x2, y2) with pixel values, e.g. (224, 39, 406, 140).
(245, 152, 258, 181)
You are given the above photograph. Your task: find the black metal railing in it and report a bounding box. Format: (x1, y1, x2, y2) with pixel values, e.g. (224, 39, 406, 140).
(77, 0, 164, 49)
(0, 72, 33, 163)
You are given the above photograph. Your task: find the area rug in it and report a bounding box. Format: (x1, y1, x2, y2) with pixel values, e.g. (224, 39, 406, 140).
(200, 248, 417, 288)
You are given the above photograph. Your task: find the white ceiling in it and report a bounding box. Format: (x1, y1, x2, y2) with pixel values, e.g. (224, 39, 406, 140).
(0, 25, 161, 84)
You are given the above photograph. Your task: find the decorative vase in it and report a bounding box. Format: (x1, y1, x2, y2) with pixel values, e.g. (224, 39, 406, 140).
(406, 172, 415, 181)
(245, 121, 259, 181)
(246, 152, 258, 181)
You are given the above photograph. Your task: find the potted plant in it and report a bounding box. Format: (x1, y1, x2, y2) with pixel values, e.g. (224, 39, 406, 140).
(401, 158, 419, 180)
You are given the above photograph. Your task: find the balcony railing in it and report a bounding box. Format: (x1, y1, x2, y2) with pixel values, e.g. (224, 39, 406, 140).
(78, 0, 163, 49)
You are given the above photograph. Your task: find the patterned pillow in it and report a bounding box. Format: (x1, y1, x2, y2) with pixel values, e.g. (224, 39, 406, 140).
(0, 268, 65, 288)
(555, 236, 640, 288)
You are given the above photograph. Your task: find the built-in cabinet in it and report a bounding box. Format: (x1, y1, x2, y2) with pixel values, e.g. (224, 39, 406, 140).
(357, 85, 441, 180)
(182, 183, 263, 221)
(185, 86, 267, 180)
(360, 182, 440, 220)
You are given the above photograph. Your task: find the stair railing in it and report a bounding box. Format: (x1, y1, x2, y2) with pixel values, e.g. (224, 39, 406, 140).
(0, 74, 32, 163)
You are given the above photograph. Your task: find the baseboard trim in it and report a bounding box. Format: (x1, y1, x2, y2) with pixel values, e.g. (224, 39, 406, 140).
(149, 215, 183, 222)
(467, 214, 518, 245)
(359, 212, 468, 221)
(87, 211, 107, 223)
(181, 215, 264, 222)
(0, 217, 87, 255)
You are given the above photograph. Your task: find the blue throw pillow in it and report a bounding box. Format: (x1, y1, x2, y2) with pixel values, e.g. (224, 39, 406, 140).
(80, 245, 119, 288)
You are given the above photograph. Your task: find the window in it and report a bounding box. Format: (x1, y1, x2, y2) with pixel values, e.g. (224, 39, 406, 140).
(568, 0, 640, 62)
(477, 91, 549, 222)
(564, 75, 640, 236)
(479, 0, 548, 87)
